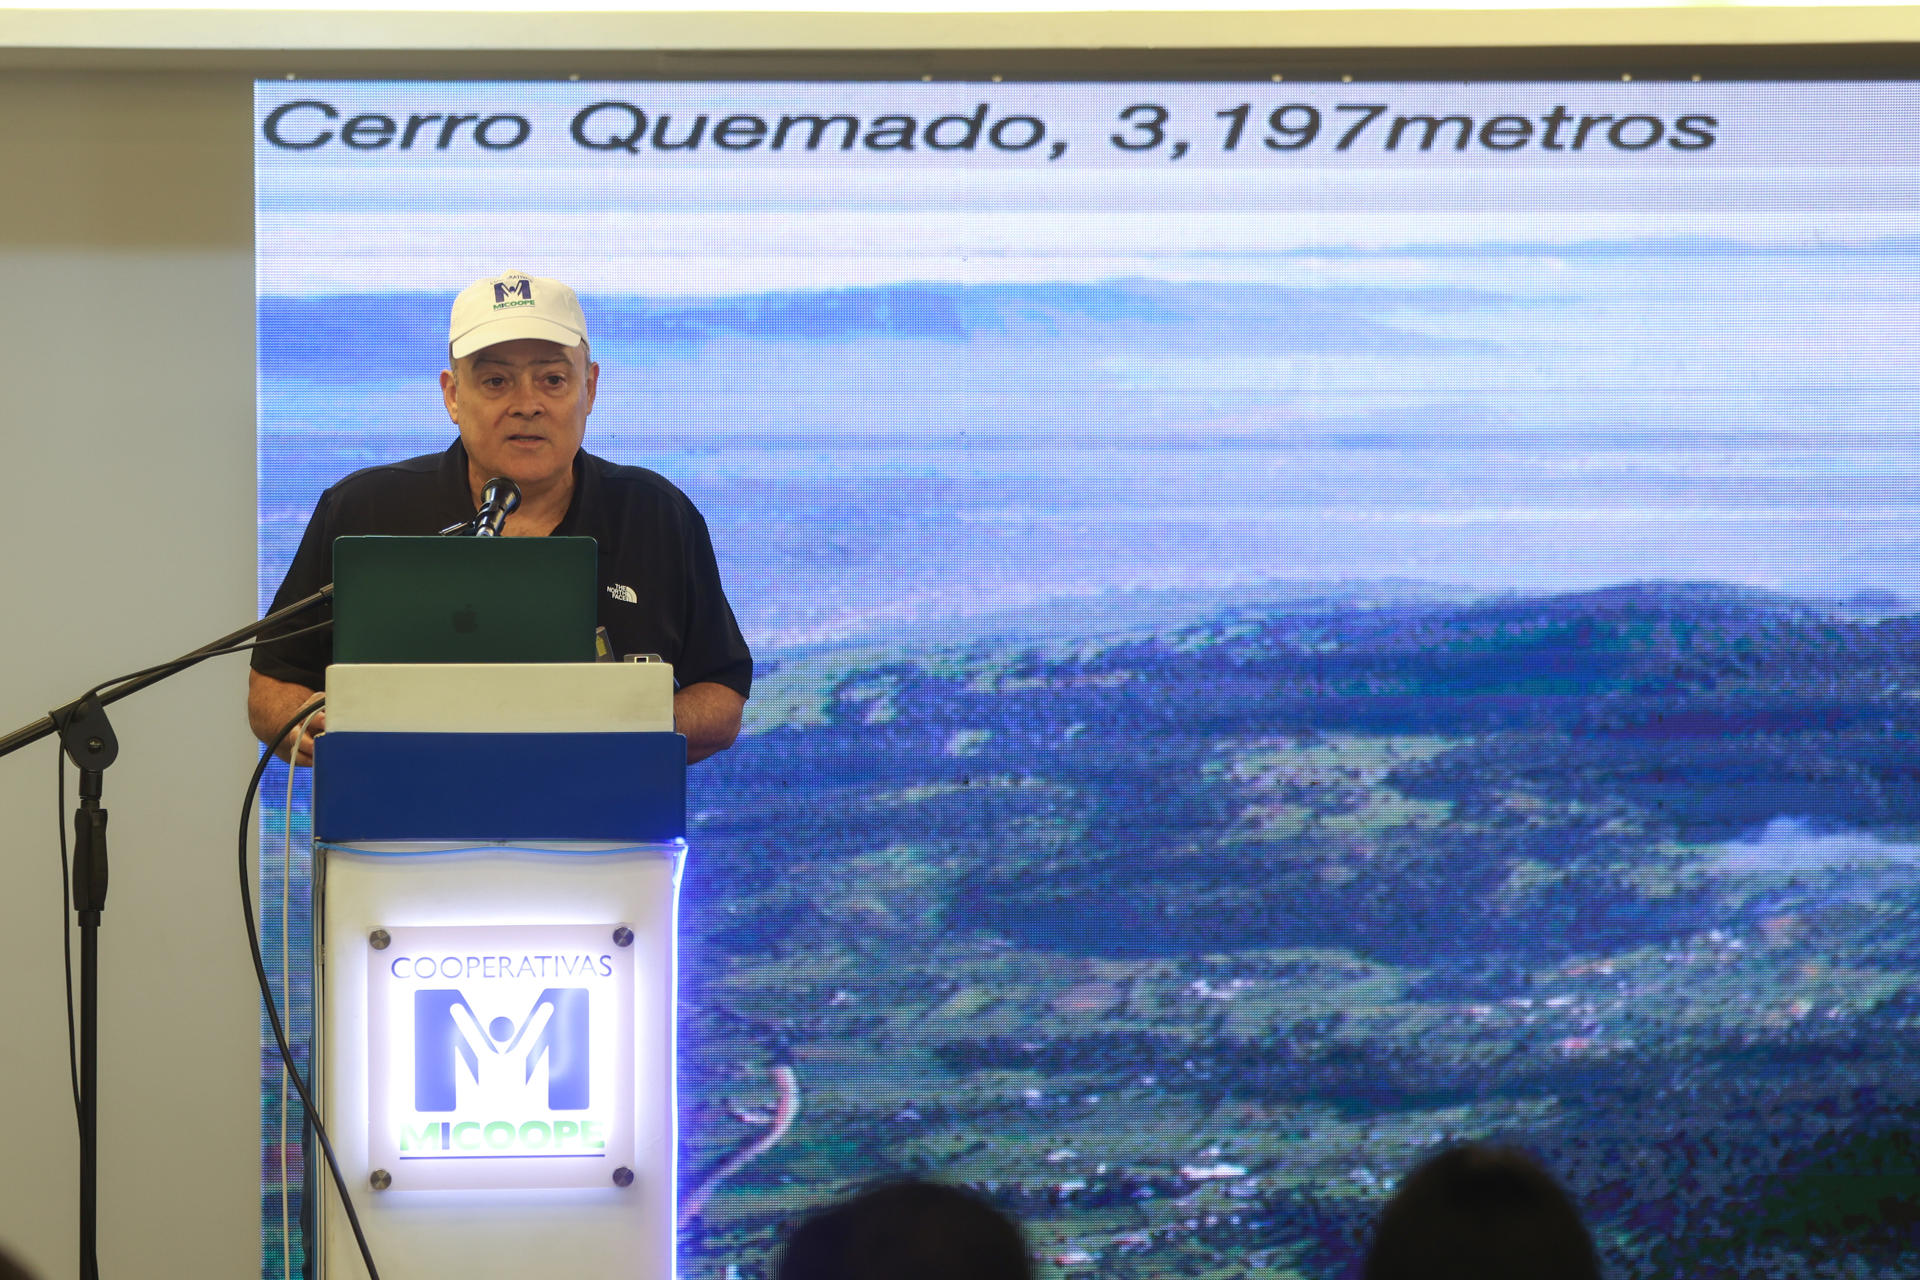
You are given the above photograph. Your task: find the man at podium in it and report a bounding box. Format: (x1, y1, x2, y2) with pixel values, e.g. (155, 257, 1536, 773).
(247, 269, 752, 765)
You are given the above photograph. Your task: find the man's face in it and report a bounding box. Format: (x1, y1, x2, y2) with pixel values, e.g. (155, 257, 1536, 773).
(440, 337, 599, 494)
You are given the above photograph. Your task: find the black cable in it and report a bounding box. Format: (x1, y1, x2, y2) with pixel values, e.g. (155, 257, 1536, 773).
(56, 743, 79, 1124)
(241, 701, 381, 1280)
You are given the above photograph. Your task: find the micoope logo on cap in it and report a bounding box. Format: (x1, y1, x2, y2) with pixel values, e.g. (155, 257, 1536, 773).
(493, 278, 534, 309)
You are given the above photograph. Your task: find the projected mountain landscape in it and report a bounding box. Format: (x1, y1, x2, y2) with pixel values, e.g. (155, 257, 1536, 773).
(258, 253, 1920, 1278)
(679, 583, 1920, 1278)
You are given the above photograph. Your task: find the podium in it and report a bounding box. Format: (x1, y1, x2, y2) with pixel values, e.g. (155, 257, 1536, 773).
(309, 661, 684, 1279)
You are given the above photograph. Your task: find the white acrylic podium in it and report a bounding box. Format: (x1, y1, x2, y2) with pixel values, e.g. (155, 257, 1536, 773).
(309, 662, 684, 1279)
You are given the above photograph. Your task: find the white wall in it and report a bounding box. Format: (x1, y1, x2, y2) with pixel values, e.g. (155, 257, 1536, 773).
(0, 71, 261, 1280)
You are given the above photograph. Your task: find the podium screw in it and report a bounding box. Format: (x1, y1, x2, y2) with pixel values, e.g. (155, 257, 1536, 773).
(612, 1167, 634, 1187)
(370, 1169, 392, 1191)
(612, 926, 634, 948)
(369, 929, 391, 951)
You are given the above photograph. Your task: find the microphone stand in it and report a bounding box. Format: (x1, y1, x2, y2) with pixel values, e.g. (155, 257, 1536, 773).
(0, 584, 333, 1280)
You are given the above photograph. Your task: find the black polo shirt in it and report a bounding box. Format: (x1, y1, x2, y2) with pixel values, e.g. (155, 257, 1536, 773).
(251, 440, 753, 699)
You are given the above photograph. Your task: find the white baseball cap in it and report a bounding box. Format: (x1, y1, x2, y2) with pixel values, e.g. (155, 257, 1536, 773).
(448, 269, 589, 359)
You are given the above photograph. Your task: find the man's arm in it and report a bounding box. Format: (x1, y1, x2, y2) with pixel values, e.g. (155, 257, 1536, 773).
(675, 681, 745, 764)
(248, 669, 326, 767)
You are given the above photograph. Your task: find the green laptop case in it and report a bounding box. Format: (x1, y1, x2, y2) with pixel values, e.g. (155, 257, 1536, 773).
(332, 536, 598, 665)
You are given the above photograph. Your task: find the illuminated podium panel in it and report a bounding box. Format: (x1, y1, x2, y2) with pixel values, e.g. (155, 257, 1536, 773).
(311, 664, 683, 1280)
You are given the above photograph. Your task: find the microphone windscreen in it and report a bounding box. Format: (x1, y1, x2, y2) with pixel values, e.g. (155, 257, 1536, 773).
(481, 476, 522, 514)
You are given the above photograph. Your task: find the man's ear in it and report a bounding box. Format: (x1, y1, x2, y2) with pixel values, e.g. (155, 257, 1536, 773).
(440, 367, 459, 422)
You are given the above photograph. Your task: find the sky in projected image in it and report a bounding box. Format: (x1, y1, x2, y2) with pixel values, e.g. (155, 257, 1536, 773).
(258, 83, 1920, 649)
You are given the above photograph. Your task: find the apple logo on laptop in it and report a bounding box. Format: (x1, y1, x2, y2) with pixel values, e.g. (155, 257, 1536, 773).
(452, 605, 479, 634)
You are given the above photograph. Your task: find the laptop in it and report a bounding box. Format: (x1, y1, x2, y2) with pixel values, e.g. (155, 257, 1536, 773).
(332, 536, 598, 666)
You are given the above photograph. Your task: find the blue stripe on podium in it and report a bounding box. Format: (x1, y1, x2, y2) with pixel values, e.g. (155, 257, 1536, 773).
(312, 731, 686, 843)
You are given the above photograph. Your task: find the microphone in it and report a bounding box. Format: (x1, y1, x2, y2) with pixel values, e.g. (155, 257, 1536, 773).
(473, 476, 522, 537)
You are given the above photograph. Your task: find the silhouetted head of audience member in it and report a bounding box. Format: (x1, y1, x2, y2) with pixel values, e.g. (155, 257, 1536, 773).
(776, 1178, 1033, 1280)
(1363, 1143, 1600, 1280)
(0, 1245, 37, 1280)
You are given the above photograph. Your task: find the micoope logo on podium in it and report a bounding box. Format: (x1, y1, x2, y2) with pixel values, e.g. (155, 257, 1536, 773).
(416, 987, 591, 1113)
(366, 924, 636, 1190)
(401, 987, 604, 1157)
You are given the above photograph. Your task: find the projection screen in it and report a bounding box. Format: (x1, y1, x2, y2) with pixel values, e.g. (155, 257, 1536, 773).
(256, 78, 1920, 1279)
